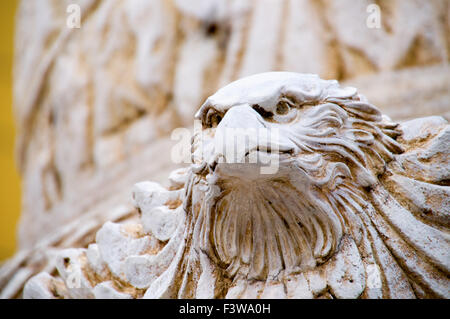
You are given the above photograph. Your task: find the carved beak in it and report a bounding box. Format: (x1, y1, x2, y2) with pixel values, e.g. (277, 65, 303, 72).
(198, 104, 295, 178)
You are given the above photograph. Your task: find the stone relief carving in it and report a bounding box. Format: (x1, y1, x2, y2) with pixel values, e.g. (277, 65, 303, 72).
(2, 0, 449, 299)
(22, 73, 449, 299)
(12, 0, 450, 250)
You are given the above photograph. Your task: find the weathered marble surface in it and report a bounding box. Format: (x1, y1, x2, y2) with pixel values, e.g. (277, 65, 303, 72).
(23, 73, 450, 299)
(1, 0, 449, 298)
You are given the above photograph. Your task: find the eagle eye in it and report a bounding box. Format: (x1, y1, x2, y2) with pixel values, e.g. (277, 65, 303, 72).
(276, 101, 290, 115)
(210, 113, 222, 127)
(205, 109, 223, 128)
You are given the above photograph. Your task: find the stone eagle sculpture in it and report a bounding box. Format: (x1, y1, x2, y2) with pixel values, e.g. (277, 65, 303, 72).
(23, 72, 449, 299)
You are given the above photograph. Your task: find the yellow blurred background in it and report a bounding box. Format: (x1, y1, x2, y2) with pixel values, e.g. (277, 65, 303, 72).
(0, 0, 19, 261)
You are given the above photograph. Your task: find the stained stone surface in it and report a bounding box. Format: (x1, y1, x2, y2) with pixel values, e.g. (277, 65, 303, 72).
(1, 0, 449, 298)
(22, 72, 450, 299)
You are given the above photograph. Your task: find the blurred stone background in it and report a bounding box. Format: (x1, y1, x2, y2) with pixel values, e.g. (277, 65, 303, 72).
(0, 0, 449, 298)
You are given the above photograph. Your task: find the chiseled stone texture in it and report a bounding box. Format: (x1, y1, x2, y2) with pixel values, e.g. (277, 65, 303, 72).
(1, 0, 449, 298)
(22, 73, 450, 299)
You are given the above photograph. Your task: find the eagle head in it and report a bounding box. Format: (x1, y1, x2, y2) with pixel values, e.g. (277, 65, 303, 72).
(187, 72, 404, 281)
